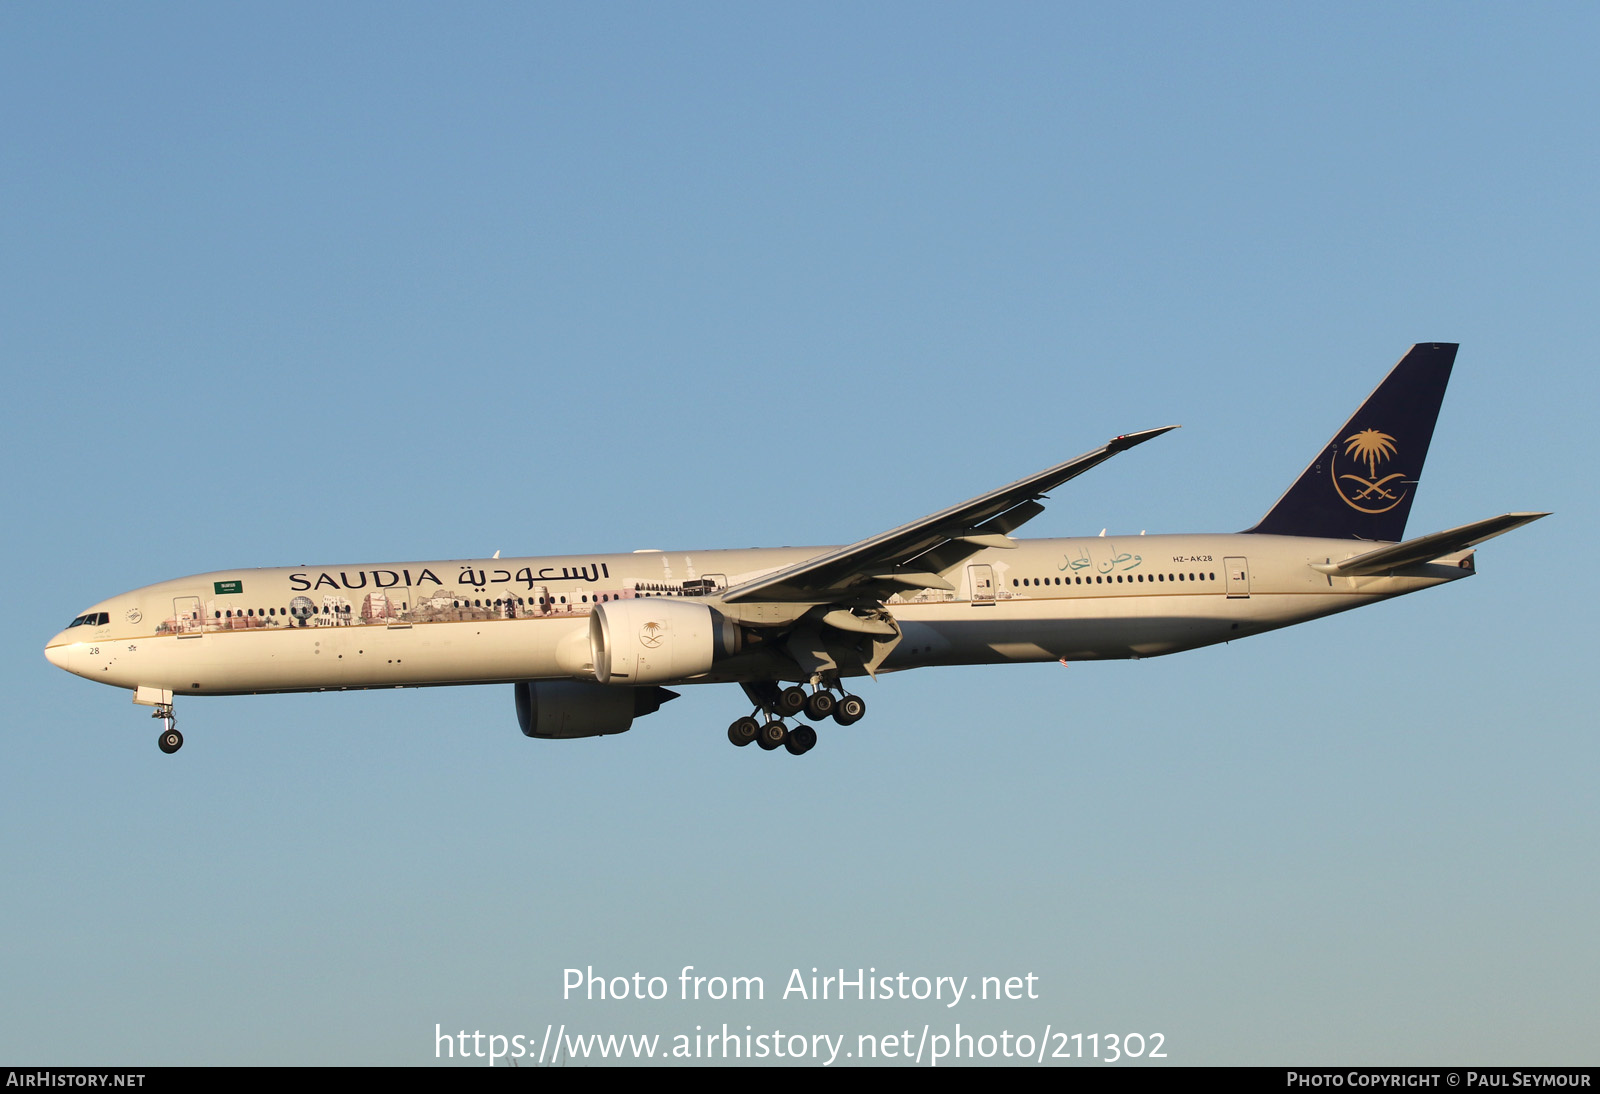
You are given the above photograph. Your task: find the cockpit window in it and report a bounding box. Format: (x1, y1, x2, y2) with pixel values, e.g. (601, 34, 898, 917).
(66, 612, 109, 628)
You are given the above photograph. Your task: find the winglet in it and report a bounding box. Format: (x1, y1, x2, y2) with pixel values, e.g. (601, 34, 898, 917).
(1107, 425, 1180, 454)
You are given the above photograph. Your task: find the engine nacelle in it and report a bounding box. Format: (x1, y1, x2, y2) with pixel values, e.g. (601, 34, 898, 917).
(588, 598, 740, 685)
(514, 679, 678, 739)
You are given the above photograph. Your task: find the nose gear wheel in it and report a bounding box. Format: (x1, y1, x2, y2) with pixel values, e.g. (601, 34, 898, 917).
(152, 704, 182, 753)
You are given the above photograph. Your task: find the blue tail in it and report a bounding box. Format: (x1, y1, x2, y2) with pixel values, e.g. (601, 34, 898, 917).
(1247, 343, 1457, 541)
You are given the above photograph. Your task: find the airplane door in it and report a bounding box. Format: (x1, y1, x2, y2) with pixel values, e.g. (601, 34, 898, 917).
(968, 564, 995, 605)
(1225, 557, 1251, 598)
(173, 596, 205, 638)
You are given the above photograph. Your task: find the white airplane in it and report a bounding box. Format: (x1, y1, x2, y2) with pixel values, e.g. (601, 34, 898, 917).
(46, 344, 1545, 756)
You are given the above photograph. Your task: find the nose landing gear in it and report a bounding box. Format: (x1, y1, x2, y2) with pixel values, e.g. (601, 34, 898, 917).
(153, 704, 182, 754)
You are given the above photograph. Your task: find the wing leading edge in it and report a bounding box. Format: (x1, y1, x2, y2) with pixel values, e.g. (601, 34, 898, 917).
(721, 426, 1178, 604)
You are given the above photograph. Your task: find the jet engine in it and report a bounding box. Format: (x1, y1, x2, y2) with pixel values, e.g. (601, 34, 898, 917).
(588, 598, 740, 685)
(514, 679, 678, 739)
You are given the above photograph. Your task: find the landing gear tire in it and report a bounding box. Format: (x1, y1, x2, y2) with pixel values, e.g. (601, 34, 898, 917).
(832, 694, 866, 726)
(803, 691, 836, 721)
(777, 686, 808, 717)
(157, 728, 184, 754)
(727, 717, 760, 747)
(785, 725, 818, 755)
(757, 720, 789, 751)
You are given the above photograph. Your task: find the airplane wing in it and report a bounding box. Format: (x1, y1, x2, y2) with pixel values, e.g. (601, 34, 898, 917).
(721, 426, 1178, 604)
(1311, 512, 1550, 576)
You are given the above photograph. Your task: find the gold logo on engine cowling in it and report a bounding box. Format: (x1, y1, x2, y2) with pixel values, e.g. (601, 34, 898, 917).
(639, 622, 665, 648)
(1335, 428, 1408, 513)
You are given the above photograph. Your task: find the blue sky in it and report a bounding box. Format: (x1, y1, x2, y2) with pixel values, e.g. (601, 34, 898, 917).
(3, 4, 1594, 1065)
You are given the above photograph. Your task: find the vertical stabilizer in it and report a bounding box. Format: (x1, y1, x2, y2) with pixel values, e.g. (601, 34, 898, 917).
(1247, 343, 1456, 541)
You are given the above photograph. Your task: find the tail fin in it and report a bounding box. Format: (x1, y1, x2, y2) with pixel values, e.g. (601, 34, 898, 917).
(1247, 343, 1457, 541)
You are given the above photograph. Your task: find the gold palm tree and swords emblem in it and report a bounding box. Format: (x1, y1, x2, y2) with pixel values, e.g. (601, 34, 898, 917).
(638, 621, 665, 648)
(1335, 428, 1409, 513)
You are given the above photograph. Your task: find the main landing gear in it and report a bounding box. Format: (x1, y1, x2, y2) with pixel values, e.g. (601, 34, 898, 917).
(726, 684, 866, 756)
(153, 704, 182, 754)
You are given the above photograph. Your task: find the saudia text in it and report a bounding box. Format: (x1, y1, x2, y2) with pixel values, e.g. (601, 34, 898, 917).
(289, 562, 611, 593)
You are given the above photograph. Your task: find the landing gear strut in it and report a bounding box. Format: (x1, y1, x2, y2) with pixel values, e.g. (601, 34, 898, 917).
(153, 705, 182, 754)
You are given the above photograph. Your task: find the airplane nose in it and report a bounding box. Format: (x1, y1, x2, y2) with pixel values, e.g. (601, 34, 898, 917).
(44, 638, 70, 669)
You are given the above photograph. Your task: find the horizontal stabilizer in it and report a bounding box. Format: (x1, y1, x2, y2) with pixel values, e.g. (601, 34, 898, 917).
(1311, 512, 1549, 576)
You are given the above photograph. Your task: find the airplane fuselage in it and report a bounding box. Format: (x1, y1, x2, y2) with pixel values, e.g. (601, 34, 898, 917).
(44, 532, 1471, 698)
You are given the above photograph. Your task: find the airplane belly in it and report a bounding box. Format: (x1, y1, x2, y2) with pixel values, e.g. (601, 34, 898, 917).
(892, 598, 1230, 663)
(892, 592, 1384, 664)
